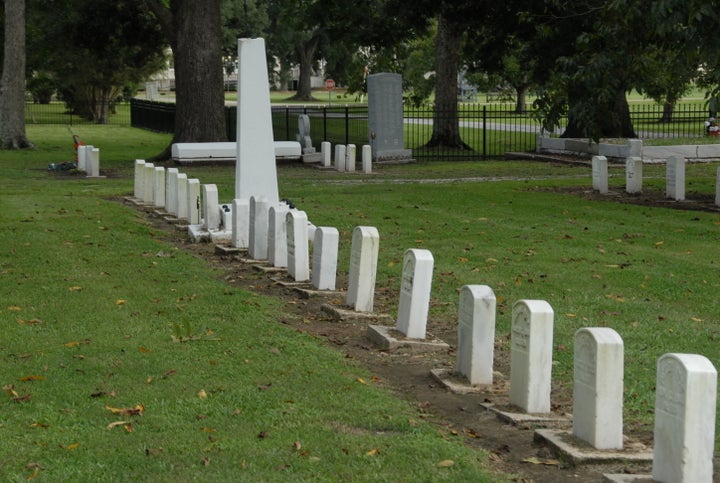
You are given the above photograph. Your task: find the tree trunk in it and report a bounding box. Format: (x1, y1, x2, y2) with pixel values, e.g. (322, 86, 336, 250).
(146, 0, 226, 160)
(290, 35, 319, 102)
(0, 0, 32, 149)
(563, 85, 636, 139)
(427, 14, 469, 150)
(514, 84, 528, 114)
(659, 93, 676, 123)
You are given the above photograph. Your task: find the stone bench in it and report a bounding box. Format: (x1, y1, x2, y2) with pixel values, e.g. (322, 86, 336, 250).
(171, 141, 302, 164)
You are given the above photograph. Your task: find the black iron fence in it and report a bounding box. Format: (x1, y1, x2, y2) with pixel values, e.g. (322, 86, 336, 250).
(25, 99, 713, 160)
(24, 101, 132, 125)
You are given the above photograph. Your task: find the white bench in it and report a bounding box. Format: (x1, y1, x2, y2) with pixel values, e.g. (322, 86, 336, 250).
(171, 141, 302, 164)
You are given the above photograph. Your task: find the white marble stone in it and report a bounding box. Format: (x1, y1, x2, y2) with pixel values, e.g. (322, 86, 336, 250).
(202, 184, 220, 231)
(321, 141, 331, 167)
(592, 155, 608, 194)
(231, 198, 250, 249)
(248, 196, 270, 260)
(133, 160, 146, 199)
(652, 353, 717, 483)
(312, 227, 339, 290)
(335, 144, 346, 172)
(395, 248, 434, 339)
(509, 300, 554, 413)
(142, 163, 155, 204)
(666, 155, 686, 201)
(362, 145, 372, 173)
(176, 173, 188, 220)
(346, 226, 379, 312)
(87, 147, 100, 177)
(165, 168, 179, 215)
(286, 210, 310, 281)
(345, 144, 356, 172)
(572, 327, 624, 450)
(625, 157, 642, 194)
(186, 179, 201, 225)
(235, 38, 279, 205)
(153, 167, 165, 208)
(456, 285, 496, 386)
(77, 145, 89, 172)
(268, 205, 290, 268)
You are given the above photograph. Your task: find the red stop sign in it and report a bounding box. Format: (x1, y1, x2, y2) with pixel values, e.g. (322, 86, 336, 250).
(325, 79, 336, 90)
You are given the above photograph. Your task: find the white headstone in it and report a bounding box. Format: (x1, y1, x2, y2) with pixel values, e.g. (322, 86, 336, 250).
(231, 198, 250, 249)
(346, 226, 379, 312)
(142, 163, 155, 204)
(235, 38, 279, 205)
(625, 157, 642, 194)
(666, 155, 685, 201)
(248, 196, 270, 259)
(202, 184, 221, 231)
(153, 167, 165, 208)
(87, 147, 100, 178)
(166, 168, 179, 215)
(395, 248, 434, 339)
(77, 145, 88, 172)
(509, 300, 554, 413)
(572, 327, 624, 450)
(312, 227, 339, 290)
(286, 210, 310, 281)
(187, 179, 201, 225)
(653, 353, 717, 483)
(456, 285, 496, 386)
(335, 144, 346, 172)
(362, 145, 372, 174)
(176, 173, 188, 220)
(592, 155, 609, 194)
(321, 141, 331, 167)
(268, 205, 290, 268)
(345, 144, 356, 172)
(133, 160, 146, 199)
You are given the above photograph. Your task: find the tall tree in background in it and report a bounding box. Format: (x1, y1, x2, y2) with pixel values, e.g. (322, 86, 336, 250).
(145, 0, 226, 159)
(0, 0, 32, 149)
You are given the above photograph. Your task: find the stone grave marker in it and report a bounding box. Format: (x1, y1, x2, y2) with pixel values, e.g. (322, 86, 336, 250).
(625, 157, 642, 194)
(666, 155, 686, 200)
(248, 196, 270, 260)
(134, 160, 146, 199)
(176, 173, 188, 220)
(652, 353, 717, 483)
(367, 73, 412, 162)
(187, 179, 201, 225)
(362, 145, 372, 174)
(592, 155, 609, 194)
(572, 327, 624, 450)
(346, 226, 379, 312)
(202, 184, 220, 230)
(86, 147, 101, 178)
(321, 141, 331, 167)
(235, 38, 279, 205)
(286, 210, 310, 281)
(268, 205, 290, 268)
(296, 114, 315, 153)
(395, 248, 434, 339)
(509, 300, 554, 413)
(346, 144, 356, 172)
(153, 167, 165, 208)
(312, 227, 339, 290)
(456, 285, 496, 386)
(166, 168, 179, 216)
(77, 145, 89, 172)
(142, 163, 155, 204)
(335, 144, 346, 172)
(231, 198, 250, 249)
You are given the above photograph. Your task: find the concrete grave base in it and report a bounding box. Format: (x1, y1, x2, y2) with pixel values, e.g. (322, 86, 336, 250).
(534, 429, 653, 465)
(214, 245, 245, 256)
(188, 225, 232, 244)
(480, 403, 570, 426)
(293, 287, 344, 299)
(321, 304, 392, 323)
(366, 324, 449, 352)
(601, 475, 653, 483)
(270, 275, 310, 287)
(429, 368, 495, 395)
(302, 152, 324, 164)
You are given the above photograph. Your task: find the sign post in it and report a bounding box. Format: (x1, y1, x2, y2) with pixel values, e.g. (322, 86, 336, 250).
(325, 78, 335, 103)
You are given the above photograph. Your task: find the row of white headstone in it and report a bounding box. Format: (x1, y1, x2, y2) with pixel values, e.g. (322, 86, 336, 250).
(319, 141, 373, 173)
(592, 154, 720, 205)
(77, 145, 101, 178)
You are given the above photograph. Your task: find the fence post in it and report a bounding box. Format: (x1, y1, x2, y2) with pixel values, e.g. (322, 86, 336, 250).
(345, 106, 349, 146)
(482, 105, 487, 160)
(323, 107, 327, 141)
(285, 107, 290, 141)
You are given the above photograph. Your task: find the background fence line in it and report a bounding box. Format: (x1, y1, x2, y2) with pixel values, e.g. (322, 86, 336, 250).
(23, 99, 714, 161)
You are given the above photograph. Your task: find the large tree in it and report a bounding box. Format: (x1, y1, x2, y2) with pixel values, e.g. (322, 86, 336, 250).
(0, 0, 32, 149)
(145, 0, 227, 158)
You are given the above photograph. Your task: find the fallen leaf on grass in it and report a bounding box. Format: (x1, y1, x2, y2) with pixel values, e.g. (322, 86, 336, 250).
(115, 300, 126, 305)
(366, 448, 379, 456)
(8, 306, 21, 311)
(107, 420, 131, 430)
(437, 459, 455, 468)
(62, 443, 80, 450)
(522, 456, 560, 466)
(105, 404, 144, 416)
(68, 286, 82, 292)
(26, 466, 41, 480)
(197, 389, 207, 399)
(356, 377, 367, 385)
(18, 375, 45, 382)
(293, 441, 302, 451)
